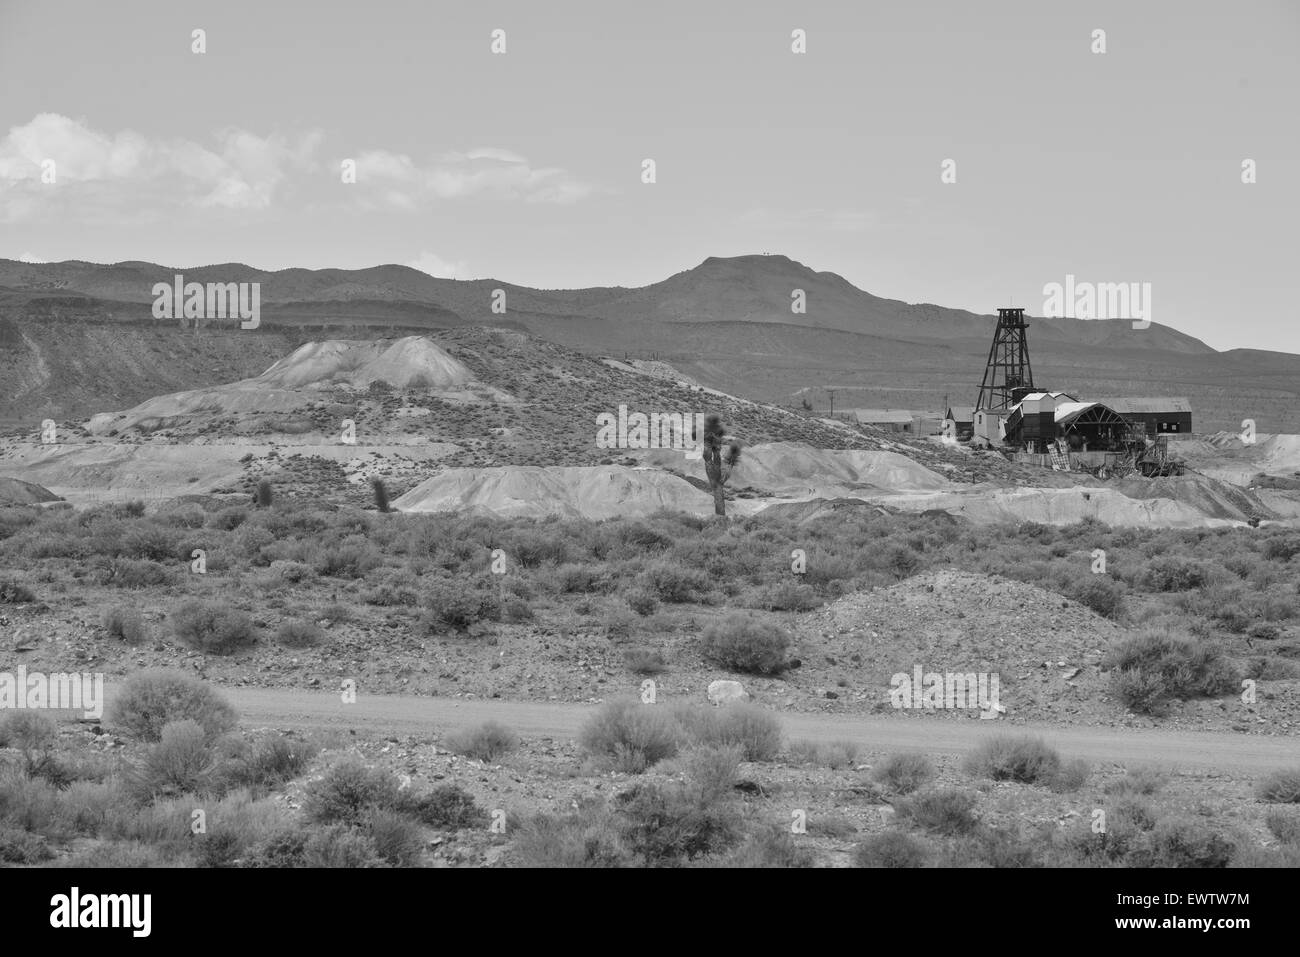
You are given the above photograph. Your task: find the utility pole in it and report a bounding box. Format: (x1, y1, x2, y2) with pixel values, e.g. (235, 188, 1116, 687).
(827, 388, 838, 416)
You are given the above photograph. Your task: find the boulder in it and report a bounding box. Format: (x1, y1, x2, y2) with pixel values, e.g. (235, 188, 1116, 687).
(707, 680, 749, 705)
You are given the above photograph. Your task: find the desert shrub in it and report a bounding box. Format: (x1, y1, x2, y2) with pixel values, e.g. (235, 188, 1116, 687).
(274, 619, 323, 648)
(719, 826, 815, 868)
(422, 576, 500, 633)
(635, 561, 710, 603)
(97, 557, 172, 588)
(1256, 768, 1300, 804)
(445, 721, 518, 762)
(1048, 758, 1091, 793)
(1065, 575, 1125, 618)
(370, 478, 392, 514)
(872, 752, 937, 795)
(0, 825, 53, 864)
(401, 783, 486, 829)
(853, 830, 933, 868)
(1262, 534, 1300, 562)
(1136, 816, 1236, 868)
(1265, 808, 1300, 845)
(109, 669, 238, 742)
(553, 563, 611, 594)
(964, 735, 1061, 784)
(240, 827, 311, 868)
(268, 560, 313, 583)
(120, 523, 180, 561)
(1105, 767, 1166, 796)
(623, 647, 667, 675)
(171, 599, 258, 655)
(209, 506, 248, 531)
(788, 739, 860, 770)
(302, 825, 380, 868)
(1142, 556, 1214, 592)
(895, 788, 979, 836)
(0, 773, 61, 836)
(128, 720, 219, 800)
(578, 699, 681, 772)
(0, 711, 61, 781)
(216, 735, 316, 792)
(255, 480, 273, 508)
(311, 536, 382, 579)
(699, 615, 791, 675)
(1104, 629, 1239, 713)
(677, 703, 782, 762)
(302, 758, 402, 825)
(56, 840, 169, 868)
(944, 824, 1045, 868)
(512, 801, 632, 868)
(754, 580, 821, 612)
(615, 747, 745, 864)
(0, 580, 37, 603)
(365, 808, 424, 866)
(102, 605, 148, 644)
(624, 588, 659, 616)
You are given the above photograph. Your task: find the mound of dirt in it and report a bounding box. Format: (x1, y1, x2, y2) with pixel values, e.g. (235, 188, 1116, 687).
(1177, 432, 1300, 486)
(636, 441, 951, 494)
(393, 465, 715, 519)
(795, 569, 1119, 722)
(84, 336, 510, 436)
(1115, 473, 1273, 522)
(0, 475, 62, 505)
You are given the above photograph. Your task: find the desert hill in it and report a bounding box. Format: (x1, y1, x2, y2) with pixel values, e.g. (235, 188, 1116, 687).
(2, 255, 1298, 432)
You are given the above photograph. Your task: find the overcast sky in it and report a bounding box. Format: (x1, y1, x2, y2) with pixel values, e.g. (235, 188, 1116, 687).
(1, 0, 1295, 352)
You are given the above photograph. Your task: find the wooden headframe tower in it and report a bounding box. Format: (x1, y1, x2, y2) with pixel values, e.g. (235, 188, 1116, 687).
(975, 307, 1034, 412)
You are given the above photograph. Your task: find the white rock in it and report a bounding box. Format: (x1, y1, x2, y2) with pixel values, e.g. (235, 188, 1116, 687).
(707, 680, 749, 705)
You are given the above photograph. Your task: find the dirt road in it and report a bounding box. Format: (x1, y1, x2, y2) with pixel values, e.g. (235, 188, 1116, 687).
(94, 685, 1298, 773)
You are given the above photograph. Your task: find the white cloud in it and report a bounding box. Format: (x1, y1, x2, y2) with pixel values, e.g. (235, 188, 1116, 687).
(18, 251, 46, 263)
(352, 147, 600, 207)
(0, 113, 322, 222)
(0, 113, 602, 224)
(406, 251, 471, 279)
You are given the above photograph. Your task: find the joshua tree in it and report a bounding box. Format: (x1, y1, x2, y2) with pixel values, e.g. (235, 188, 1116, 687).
(254, 479, 273, 508)
(370, 477, 391, 513)
(702, 413, 742, 517)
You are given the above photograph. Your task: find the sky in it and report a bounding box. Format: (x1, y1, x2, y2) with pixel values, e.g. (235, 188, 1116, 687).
(0, 0, 1296, 352)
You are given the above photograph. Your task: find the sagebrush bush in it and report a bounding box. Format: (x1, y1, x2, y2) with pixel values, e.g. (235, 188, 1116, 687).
(302, 758, 403, 825)
(895, 788, 980, 836)
(512, 802, 632, 868)
(622, 647, 667, 675)
(216, 735, 316, 792)
(365, 808, 424, 865)
(274, 619, 323, 648)
(717, 827, 816, 868)
(445, 721, 518, 762)
(129, 720, 219, 800)
(699, 615, 791, 675)
(671, 703, 783, 761)
(171, 600, 258, 655)
(1066, 575, 1125, 618)
(1265, 808, 1300, 844)
(402, 783, 486, 829)
(964, 735, 1061, 784)
(102, 605, 148, 644)
(872, 752, 937, 795)
(635, 561, 710, 603)
(109, 669, 238, 742)
(578, 698, 681, 772)
(1256, 768, 1300, 804)
(853, 830, 933, 868)
(422, 576, 500, 633)
(0, 580, 37, 603)
(788, 739, 860, 770)
(1104, 628, 1238, 713)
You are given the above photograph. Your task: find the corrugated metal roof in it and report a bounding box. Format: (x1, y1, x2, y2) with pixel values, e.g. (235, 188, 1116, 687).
(1096, 397, 1193, 414)
(1054, 401, 1099, 422)
(946, 406, 974, 421)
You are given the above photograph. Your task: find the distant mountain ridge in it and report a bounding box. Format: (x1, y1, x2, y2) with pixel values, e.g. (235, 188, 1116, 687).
(0, 254, 1215, 354)
(2, 254, 1297, 432)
